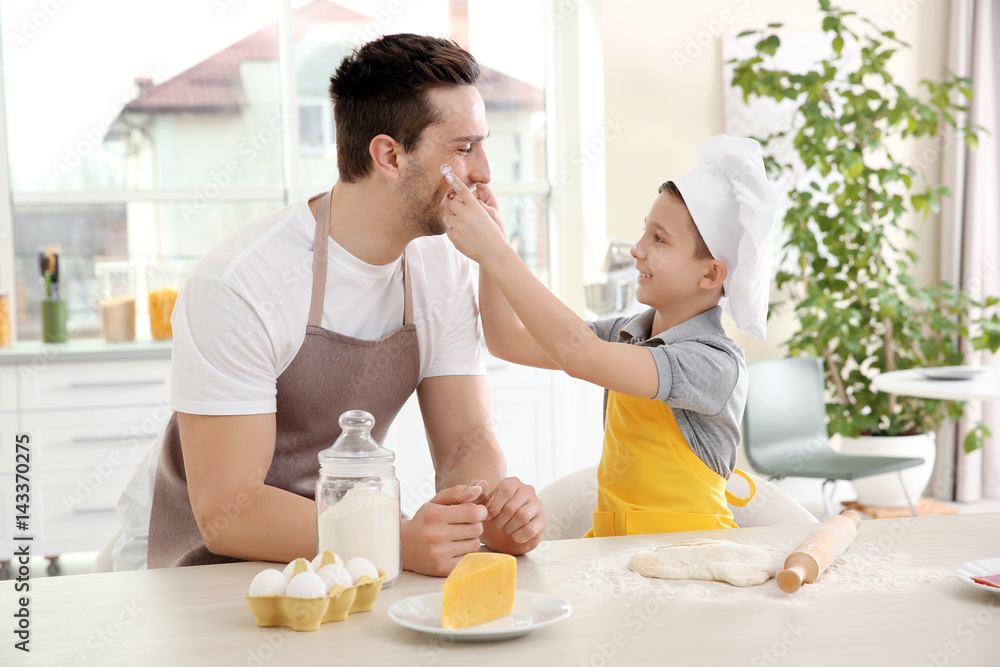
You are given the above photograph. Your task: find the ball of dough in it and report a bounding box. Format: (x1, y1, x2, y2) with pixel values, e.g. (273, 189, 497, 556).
(628, 539, 779, 587)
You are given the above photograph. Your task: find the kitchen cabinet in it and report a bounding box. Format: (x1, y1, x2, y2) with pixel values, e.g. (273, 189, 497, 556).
(1, 366, 18, 575)
(0, 364, 16, 410)
(18, 360, 170, 411)
(0, 367, 17, 472)
(0, 341, 171, 573)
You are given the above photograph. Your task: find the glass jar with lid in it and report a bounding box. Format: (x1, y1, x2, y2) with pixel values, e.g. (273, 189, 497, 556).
(145, 261, 187, 340)
(316, 410, 401, 586)
(94, 261, 137, 342)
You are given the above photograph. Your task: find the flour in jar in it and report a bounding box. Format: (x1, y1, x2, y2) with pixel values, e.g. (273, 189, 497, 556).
(318, 483, 400, 580)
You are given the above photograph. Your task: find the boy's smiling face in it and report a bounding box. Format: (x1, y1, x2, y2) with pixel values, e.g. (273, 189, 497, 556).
(631, 191, 722, 312)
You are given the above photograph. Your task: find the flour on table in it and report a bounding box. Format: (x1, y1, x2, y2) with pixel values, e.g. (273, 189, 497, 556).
(628, 539, 777, 587)
(546, 537, 949, 607)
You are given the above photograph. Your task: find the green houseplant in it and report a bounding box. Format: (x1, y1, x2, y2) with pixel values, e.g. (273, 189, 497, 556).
(728, 0, 1000, 462)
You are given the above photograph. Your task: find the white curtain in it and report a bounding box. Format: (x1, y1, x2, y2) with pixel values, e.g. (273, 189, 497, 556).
(937, 0, 1000, 503)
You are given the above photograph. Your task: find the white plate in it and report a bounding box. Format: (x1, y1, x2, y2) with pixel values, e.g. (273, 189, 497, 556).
(920, 368, 984, 381)
(387, 591, 571, 641)
(953, 558, 1000, 597)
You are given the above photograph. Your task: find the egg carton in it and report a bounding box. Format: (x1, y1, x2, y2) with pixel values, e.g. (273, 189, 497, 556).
(243, 556, 386, 632)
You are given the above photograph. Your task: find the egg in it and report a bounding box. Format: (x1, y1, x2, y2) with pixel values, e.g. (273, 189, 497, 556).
(282, 557, 310, 581)
(317, 563, 354, 591)
(284, 571, 328, 599)
(344, 557, 379, 584)
(310, 551, 344, 572)
(247, 568, 288, 597)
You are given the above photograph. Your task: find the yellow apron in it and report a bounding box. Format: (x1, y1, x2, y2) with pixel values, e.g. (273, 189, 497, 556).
(585, 390, 755, 537)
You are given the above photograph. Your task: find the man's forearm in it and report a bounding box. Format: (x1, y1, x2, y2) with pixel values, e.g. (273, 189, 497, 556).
(199, 485, 317, 563)
(435, 431, 506, 495)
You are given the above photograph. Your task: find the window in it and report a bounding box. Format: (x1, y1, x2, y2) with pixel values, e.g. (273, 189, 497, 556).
(298, 99, 334, 156)
(0, 0, 550, 341)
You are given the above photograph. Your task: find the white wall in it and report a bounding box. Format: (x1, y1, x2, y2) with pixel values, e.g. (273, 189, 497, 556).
(599, 0, 950, 364)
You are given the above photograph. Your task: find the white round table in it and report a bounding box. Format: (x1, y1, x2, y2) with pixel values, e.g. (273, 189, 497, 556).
(872, 365, 1000, 400)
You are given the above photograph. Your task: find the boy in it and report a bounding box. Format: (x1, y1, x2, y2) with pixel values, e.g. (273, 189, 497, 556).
(444, 135, 778, 536)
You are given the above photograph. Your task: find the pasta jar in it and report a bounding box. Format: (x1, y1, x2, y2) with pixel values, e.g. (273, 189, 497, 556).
(0, 290, 11, 347)
(145, 262, 186, 340)
(316, 410, 401, 586)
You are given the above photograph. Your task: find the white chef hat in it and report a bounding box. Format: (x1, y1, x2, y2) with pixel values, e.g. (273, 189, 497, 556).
(671, 135, 778, 339)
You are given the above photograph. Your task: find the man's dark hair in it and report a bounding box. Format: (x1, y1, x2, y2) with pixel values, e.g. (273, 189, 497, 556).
(328, 33, 481, 183)
(658, 181, 714, 260)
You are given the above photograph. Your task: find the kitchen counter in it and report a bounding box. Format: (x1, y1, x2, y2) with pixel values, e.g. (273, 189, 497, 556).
(3, 513, 998, 665)
(0, 338, 172, 364)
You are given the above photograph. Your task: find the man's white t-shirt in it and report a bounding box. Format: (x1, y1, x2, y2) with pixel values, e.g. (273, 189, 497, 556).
(112, 198, 485, 570)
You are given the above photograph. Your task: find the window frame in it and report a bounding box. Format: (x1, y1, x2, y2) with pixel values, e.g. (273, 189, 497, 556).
(0, 0, 599, 345)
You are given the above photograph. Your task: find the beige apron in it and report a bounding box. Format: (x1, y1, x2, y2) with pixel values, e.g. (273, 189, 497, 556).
(148, 190, 420, 567)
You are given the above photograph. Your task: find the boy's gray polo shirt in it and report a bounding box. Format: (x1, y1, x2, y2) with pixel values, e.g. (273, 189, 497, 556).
(587, 305, 747, 478)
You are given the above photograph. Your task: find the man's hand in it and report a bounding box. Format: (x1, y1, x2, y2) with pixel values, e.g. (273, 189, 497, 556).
(480, 477, 545, 556)
(401, 483, 488, 577)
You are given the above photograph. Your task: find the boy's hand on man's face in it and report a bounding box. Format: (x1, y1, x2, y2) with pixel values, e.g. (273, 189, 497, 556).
(444, 174, 509, 265)
(472, 182, 506, 233)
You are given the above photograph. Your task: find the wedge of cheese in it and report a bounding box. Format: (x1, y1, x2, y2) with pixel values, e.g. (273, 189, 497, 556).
(441, 553, 516, 629)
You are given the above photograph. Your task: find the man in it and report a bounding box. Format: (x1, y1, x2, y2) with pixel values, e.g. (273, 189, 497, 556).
(113, 34, 545, 576)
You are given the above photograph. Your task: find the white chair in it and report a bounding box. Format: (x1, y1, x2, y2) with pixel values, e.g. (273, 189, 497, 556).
(537, 466, 599, 540)
(537, 466, 817, 540)
(90, 527, 123, 573)
(727, 470, 818, 527)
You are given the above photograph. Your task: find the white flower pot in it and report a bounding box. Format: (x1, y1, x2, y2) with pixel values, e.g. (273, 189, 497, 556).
(832, 433, 936, 508)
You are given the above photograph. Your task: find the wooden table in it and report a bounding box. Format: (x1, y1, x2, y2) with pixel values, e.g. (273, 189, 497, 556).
(3, 514, 999, 666)
(873, 365, 1000, 401)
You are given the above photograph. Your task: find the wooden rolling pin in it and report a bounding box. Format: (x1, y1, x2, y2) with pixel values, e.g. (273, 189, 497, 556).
(777, 510, 861, 593)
